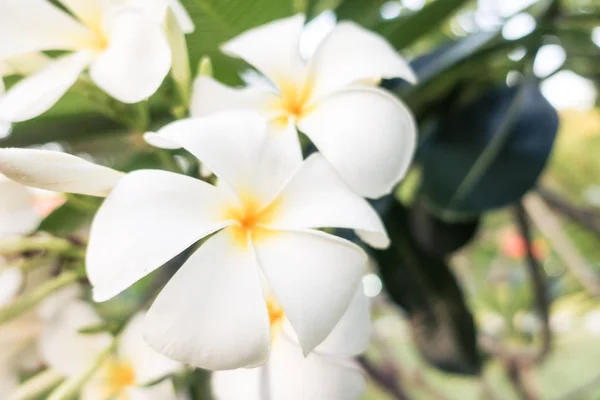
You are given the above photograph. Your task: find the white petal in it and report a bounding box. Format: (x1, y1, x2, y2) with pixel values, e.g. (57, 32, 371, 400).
(126, 380, 178, 400)
(89, 7, 171, 103)
(87, 170, 231, 302)
(221, 14, 306, 87)
(0, 368, 18, 400)
(298, 86, 416, 199)
(0, 0, 91, 58)
(144, 229, 271, 370)
(168, 0, 195, 33)
(119, 313, 182, 384)
(190, 76, 275, 118)
(254, 230, 366, 355)
(152, 112, 299, 205)
(0, 148, 124, 196)
(2, 52, 51, 76)
(211, 367, 263, 400)
(0, 51, 92, 122)
(38, 300, 113, 377)
(269, 336, 366, 400)
(0, 177, 40, 236)
(309, 22, 416, 99)
(317, 283, 371, 356)
(58, 0, 104, 29)
(143, 131, 182, 149)
(269, 153, 389, 249)
(37, 283, 83, 321)
(0, 268, 23, 307)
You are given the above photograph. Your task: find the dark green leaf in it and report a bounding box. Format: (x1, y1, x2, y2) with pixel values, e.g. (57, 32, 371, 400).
(373, 200, 481, 375)
(335, 0, 386, 26)
(376, 0, 469, 49)
(409, 200, 479, 258)
(419, 81, 559, 219)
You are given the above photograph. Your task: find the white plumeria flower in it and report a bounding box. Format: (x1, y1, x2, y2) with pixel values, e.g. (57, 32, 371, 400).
(0, 111, 389, 370)
(0, 0, 179, 122)
(0, 173, 45, 236)
(40, 303, 182, 400)
(188, 14, 417, 199)
(212, 284, 370, 400)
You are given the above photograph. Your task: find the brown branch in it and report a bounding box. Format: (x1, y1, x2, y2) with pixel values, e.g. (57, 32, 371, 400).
(536, 187, 600, 238)
(514, 202, 552, 363)
(358, 356, 412, 400)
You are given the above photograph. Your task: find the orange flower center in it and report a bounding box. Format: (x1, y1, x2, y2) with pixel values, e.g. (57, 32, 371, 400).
(271, 80, 315, 126)
(105, 360, 136, 394)
(267, 297, 285, 339)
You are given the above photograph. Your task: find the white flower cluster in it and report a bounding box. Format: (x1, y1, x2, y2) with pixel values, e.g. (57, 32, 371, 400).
(0, 2, 417, 399)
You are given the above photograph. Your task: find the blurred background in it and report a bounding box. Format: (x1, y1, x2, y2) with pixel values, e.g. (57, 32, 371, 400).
(5, 0, 600, 399)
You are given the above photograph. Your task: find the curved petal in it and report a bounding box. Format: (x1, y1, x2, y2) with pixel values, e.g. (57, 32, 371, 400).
(89, 7, 171, 103)
(316, 283, 371, 356)
(58, 0, 104, 29)
(0, 0, 91, 58)
(211, 367, 263, 400)
(151, 112, 300, 205)
(38, 300, 113, 377)
(119, 313, 182, 384)
(190, 76, 275, 118)
(87, 170, 231, 302)
(269, 336, 366, 400)
(144, 229, 271, 370)
(221, 14, 306, 88)
(0, 177, 40, 236)
(168, 0, 195, 34)
(254, 229, 366, 355)
(298, 86, 416, 199)
(268, 153, 389, 249)
(0, 268, 23, 307)
(0, 51, 92, 122)
(0, 148, 124, 196)
(309, 21, 416, 100)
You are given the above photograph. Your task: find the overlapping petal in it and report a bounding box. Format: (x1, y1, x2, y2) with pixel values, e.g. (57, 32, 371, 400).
(298, 86, 416, 198)
(0, 0, 92, 58)
(0, 51, 92, 122)
(0, 176, 40, 236)
(57, 0, 104, 29)
(221, 14, 306, 87)
(87, 170, 232, 301)
(211, 367, 263, 400)
(144, 229, 271, 370)
(308, 21, 417, 99)
(89, 7, 171, 103)
(268, 153, 389, 248)
(0, 148, 124, 197)
(268, 337, 366, 400)
(118, 313, 181, 384)
(254, 229, 366, 355)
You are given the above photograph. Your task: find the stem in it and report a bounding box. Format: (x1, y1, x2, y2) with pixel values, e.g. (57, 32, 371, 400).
(358, 356, 412, 400)
(8, 369, 63, 400)
(523, 193, 600, 298)
(536, 187, 600, 238)
(514, 203, 552, 363)
(0, 270, 83, 325)
(0, 236, 74, 254)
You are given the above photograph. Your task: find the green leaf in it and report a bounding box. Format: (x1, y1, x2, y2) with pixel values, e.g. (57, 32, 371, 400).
(372, 199, 481, 375)
(335, 0, 386, 26)
(38, 197, 101, 236)
(179, 0, 296, 85)
(377, 0, 469, 49)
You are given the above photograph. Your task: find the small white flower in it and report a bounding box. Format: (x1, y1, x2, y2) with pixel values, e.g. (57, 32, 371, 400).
(40, 302, 182, 400)
(212, 284, 370, 400)
(0, 111, 388, 370)
(0, 173, 45, 236)
(0, 0, 183, 122)
(188, 14, 417, 198)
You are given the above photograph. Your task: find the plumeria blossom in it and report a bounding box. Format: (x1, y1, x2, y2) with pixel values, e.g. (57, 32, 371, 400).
(0, 111, 389, 370)
(0, 0, 193, 122)
(40, 303, 182, 399)
(186, 14, 417, 199)
(212, 283, 370, 400)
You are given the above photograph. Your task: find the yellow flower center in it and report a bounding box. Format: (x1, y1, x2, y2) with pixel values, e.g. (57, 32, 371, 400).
(271, 80, 315, 126)
(223, 194, 281, 247)
(267, 296, 285, 339)
(105, 360, 136, 394)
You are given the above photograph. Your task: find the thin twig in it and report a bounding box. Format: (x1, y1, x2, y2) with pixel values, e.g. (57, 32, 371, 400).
(523, 193, 600, 298)
(358, 356, 411, 400)
(536, 187, 600, 238)
(515, 202, 552, 363)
